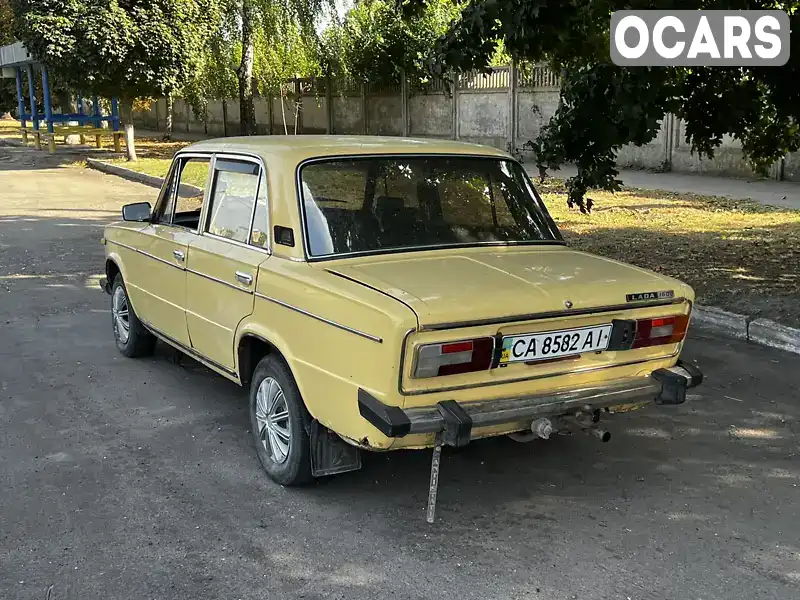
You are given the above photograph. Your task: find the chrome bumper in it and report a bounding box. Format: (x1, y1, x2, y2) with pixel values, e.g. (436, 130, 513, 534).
(358, 360, 703, 447)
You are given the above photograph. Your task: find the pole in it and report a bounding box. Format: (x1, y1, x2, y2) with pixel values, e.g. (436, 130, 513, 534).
(325, 76, 333, 134)
(41, 65, 55, 152)
(111, 97, 121, 152)
(26, 64, 40, 149)
(92, 95, 101, 128)
(14, 67, 26, 142)
(401, 69, 409, 137)
(361, 82, 368, 135)
(25, 64, 38, 130)
(508, 62, 517, 155)
(451, 71, 459, 140)
(77, 94, 86, 143)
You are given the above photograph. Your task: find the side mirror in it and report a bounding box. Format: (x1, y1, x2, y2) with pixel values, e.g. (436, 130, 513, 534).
(122, 202, 151, 222)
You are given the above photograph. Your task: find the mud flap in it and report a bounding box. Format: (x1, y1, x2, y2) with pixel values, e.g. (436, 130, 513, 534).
(309, 420, 362, 477)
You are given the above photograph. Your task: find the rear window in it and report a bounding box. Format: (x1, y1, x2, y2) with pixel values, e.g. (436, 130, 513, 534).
(298, 156, 562, 258)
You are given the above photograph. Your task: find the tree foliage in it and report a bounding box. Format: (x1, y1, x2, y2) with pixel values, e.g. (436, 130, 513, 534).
(13, 0, 217, 157)
(13, 0, 217, 99)
(321, 0, 510, 88)
(182, 1, 321, 132)
(321, 0, 462, 87)
(433, 0, 800, 211)
(231, 0, 331, 134)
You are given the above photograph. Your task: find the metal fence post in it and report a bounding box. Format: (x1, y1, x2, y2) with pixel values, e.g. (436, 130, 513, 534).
(325, 76, 333, 134)
(361, 82, 368, 135)
(14, 67, 26, 141)
(401, 69, 409, 137)
(451, 71, 459, 140)
(508, 62, 517, 154)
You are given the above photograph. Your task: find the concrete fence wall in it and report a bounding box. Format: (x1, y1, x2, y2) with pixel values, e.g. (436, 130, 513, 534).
(133, 65, 799, 182)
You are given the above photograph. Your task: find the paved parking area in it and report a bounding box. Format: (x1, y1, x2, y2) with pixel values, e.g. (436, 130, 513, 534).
(1, 144, 799, 600)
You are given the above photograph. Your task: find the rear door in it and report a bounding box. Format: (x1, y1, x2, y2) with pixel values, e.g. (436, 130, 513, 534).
(185, 155, 271, 371)
(129, 154, 212, 347)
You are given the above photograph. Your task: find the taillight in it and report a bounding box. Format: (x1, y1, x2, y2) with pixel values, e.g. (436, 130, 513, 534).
(632, 315, 690, 348)
(413, 337, 494, 378)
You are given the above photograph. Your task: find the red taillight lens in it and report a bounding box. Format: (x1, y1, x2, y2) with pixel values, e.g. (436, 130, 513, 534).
(631, 314, 690, 349)
(414, 337, 494, 378)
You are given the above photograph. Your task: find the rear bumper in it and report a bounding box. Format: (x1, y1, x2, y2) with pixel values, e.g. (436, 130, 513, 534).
(358, 360, 703, 446)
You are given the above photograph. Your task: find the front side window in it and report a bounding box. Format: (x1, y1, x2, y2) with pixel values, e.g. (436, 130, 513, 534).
(299, 156, 562, 258)
(206, 159, 260, 244)
(156, 156, 211, 230)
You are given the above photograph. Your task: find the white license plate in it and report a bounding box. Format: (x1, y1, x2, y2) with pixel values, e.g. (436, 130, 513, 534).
(499, 324, 613, 364)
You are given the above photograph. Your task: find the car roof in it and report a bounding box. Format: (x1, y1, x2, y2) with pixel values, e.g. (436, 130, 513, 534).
(183, 135, 511, 164)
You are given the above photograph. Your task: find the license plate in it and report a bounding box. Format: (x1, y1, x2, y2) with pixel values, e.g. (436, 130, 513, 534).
(499, 324, 613, 364)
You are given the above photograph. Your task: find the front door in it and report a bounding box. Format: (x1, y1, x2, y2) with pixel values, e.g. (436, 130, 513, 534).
(185, 156, 271, 370)
(131, 154, 212, 347)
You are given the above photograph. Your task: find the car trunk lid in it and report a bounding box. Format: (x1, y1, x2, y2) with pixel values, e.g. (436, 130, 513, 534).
(325, 246, 686, 328)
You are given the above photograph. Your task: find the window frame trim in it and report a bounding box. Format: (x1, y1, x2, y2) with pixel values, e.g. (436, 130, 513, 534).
(199, 151, 272, 255)
(294, 153, 565, 263)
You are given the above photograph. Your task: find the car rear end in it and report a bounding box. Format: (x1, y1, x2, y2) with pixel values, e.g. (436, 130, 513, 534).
(295, 148, 703, 451)
(357, 291, 701, 450)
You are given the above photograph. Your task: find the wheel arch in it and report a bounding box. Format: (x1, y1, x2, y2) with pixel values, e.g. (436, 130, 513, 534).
(236, 330, 294, 388)
(105, 256, 122, 286)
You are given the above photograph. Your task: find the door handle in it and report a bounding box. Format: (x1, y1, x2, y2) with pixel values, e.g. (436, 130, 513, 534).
(235, 271, 253, 286)
(173, 249, 185, 262)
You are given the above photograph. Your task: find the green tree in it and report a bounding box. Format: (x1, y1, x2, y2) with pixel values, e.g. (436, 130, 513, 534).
(0, 0, 18, 115)
(321, 0, 462, 88)
(184, 3, 320, 135)
(232, 0, 330, 135)
(13, 0, 217, 159)
(432, 0, 800, 212)
(322, 0, 507, 88)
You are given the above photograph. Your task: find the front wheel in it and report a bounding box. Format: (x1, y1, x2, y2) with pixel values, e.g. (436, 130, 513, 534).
(249, 355, 312, 486)
(111, 274, 155, 358)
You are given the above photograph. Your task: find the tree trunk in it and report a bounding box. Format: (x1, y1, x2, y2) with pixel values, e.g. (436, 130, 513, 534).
(120, 98, 137, 161)
(164, 94, 173, 140)
(237, 0, 257, 136)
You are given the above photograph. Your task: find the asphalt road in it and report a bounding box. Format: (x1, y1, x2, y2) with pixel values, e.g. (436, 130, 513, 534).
(2, 143, 799, 600)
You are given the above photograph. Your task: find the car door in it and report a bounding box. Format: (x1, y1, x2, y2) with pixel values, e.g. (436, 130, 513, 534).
(185, 155, 271, 371)
(131, 154, 212, 348)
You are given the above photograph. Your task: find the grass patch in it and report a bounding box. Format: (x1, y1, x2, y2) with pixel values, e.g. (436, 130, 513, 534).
(538, 178, 800, 327)
(105, 135, 192, 177)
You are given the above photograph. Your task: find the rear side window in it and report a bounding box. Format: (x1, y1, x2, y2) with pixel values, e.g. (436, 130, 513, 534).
(206, 159, 260, 244)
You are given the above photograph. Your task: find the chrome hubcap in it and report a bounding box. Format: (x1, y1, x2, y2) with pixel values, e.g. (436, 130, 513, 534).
(112, 286, 130, 344)
(255, 377, 291, 464)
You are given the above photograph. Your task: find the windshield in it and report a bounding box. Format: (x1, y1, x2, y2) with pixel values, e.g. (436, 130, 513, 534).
(298, 156, 562, 258)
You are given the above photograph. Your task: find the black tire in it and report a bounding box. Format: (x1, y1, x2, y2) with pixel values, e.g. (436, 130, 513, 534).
(111, 274, 156, 358)
(249, 355, 312, 486)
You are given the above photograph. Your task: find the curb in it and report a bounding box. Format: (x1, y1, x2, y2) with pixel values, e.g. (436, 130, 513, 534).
(84, 158, 800, 357)
(86, 158, 165, 189)
(692, 305, 800, 355)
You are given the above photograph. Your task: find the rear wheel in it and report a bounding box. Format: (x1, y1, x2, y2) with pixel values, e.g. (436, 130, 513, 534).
(111, 275, 155, 358)
(249, 355, 312, 486)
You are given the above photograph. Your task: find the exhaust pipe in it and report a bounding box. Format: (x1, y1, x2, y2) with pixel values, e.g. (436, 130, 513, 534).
(590, 428, 611, 443)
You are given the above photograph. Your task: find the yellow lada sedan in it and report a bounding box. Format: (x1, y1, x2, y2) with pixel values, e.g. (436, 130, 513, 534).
(100, 136, 702, 518)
